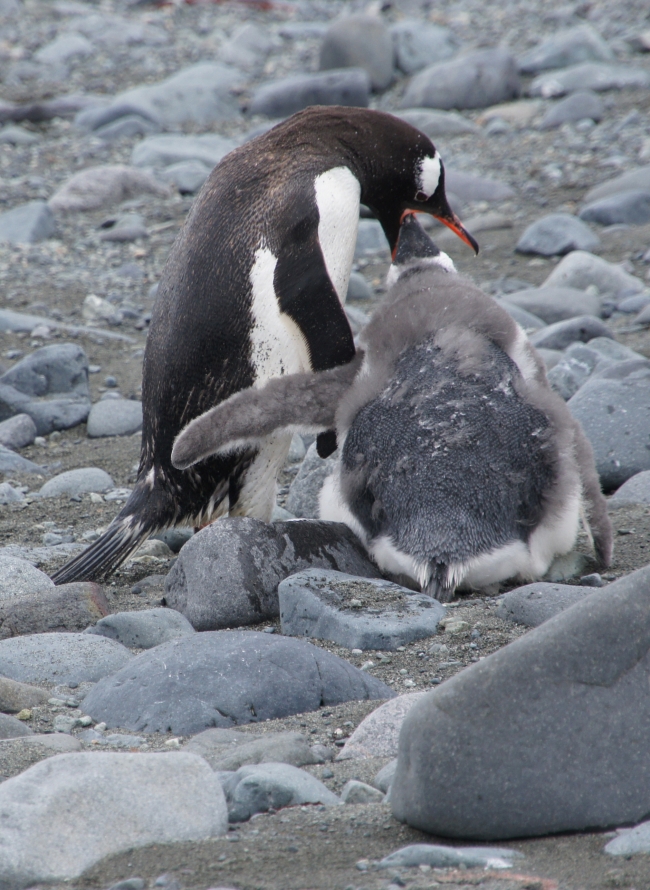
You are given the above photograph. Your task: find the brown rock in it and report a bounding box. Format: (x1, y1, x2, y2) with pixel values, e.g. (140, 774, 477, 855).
(0, 583, 111, 639)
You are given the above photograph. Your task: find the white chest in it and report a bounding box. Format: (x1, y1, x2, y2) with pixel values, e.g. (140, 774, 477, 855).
(313, 166, 361, 304)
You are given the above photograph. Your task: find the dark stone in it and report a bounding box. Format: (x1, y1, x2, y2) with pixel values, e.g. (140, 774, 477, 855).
(163, 517, 381, 631)
(0, 344, 89, 399)
(248, 69, 370, 118)
(83, 631, 394, 735)
(391, 565, 650, 839)
(0, 583, 111, 639)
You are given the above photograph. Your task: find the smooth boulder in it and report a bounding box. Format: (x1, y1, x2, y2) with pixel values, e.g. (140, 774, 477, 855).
(515, 213, 599, 256)
(391, 565, 650, 839)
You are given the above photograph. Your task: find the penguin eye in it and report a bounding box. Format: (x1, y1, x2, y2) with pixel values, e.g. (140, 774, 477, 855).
(415, 190, 427, 202)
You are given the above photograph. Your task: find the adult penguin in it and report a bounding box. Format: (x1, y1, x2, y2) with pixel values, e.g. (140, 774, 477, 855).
(52, 106, 477, 584)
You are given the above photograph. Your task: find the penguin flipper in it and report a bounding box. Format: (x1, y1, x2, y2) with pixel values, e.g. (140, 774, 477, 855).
(171, 354, 363, 470)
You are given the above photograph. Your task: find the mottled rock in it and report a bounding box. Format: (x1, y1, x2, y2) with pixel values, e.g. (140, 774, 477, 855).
(0, 752, 227, 886)
(530, 62, 650, 99)
(49, 165, 168, 213)
(83, 630, 393, 735)
(542, 250, 644, 297)
(131, 133, 236, 169)
(319, 15, 393, 91)
(0, 414, 36, 450)
(86, 398, 142, 437)
(0, 713, 33, 739)
(515, 213, 599, 256)
(0, 677, 49, 713)
(0, 483, 23, 505)
(391, 565, 650, 839)
(0, 445, 44, 474)
(225, 762, 341, 822)
(248, 69, 370, 118)
(0, 582, 110, 639)
(39, 467, 113, 498)
(279, 570, 445, 650)
(0, 201, 56, 244)
(341, 779, 384, 804)
(609, 471, 650, 507)
(504, 286, 601, 324)
(391, 21, 457, 75)
(0, 557, 53, 601)
(497, 582, 596, 627)
(530, 316, 614, 350)
(286, 442, 338, 517)
(605, 820, 650, 856)
(163, 517, 380, 631)
(401, 49, 520, 111)
(518, 25, 613, 74)
(186, 729, 324, 771)
(0, 632, 132, 685)
(337, 693, 426, 761)
(379, 844, 523, 869)
(580, 190, 650, 226)
(85, 607, 194, 649)
(538, 89, 604, 129)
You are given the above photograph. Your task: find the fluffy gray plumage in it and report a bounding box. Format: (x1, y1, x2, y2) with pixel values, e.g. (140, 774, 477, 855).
(172, 217, 612, 600)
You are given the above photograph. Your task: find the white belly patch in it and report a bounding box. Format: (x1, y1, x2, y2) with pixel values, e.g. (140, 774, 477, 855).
(314, 166, 361, 304)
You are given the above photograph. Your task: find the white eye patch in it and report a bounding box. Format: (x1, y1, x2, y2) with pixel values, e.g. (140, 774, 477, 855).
(417, 153, 441, 199)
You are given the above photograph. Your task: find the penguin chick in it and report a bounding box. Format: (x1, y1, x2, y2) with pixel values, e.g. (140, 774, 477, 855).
(51, 106, 477, 584)
(173, 214, 612, 600)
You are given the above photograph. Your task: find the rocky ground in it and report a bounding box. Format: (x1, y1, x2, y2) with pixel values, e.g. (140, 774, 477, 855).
(1, 0, 650, 888)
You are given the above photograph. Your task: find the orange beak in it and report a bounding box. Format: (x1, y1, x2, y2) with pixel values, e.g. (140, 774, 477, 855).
(434, 208, 479, 254)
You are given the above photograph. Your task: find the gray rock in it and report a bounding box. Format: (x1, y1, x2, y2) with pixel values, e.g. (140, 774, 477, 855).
(319, 16, 393, 91)
(75, 63, 243, 131)
(82, 630, 393, 735)
(163, 517, 380, 631)
(225, 762, 341, 822)
(542, 250, 644, 297)
(0, 414, 36, 450)
(0, 557, 53, 601)
(530, 316, 614, 350)
(0, 677, 49, 712)
(579, 190, 650, 226)
(568, 361, 650, 490)
(0, 734, 82, 785)
(444, 169, 515, 203)
(535, 347, 564, 371)
(86, 398, 143, 437)
(618, 293, 650, 314)
(279, 570, 445, 650)
(0, 483, 23, 504)
(337, 693, 426, 761)
(341, 779, 384, 804)
(395, 108, 479, 137)
(48, 165, 169, 214)
(98, 213, 147, 243)
(34, 32, 94, 66)
(401, 49, 520, 111)
(151, 527, 193, 553)
(0, 201, 56, 244)
(286, 442, 338, 517)
(354, 219, 389, 259)
(248, 69, 370, 118)
(609, 471, 650, 507)
(186, 729, 324, 771)
(498, 302, 546, 331)
(547, 338, 643, 400)
(131, 134, 236, 169)
(0, 751, 227, 886)
(373, 758, 397, 793)
(605, 820, 650, 856)
(584, 166, 650, 204)
(0, 632, 132, 685)
(0, 125, 40, 146)
(518, 25, 613, 74)
(346, 272, 373, 302)
(391, 21, 457, 75)
(538, 89, 604, 129)
(159, 160, 211, 195)
(497, 582, 596, 627)
(85, 607, 194, 649)
(0, 713, 33, 739)
(1, 393, 90, 436)
(530, 62, 650, 99)
(39, 467, 113, 498)
(0, 582, 111, 639)
(504, 286, 601, 324)
(515, 213, 599, 256)
(94, 114, 160, 142)
(379, 844, 523, 869)
(0, 444, 43, 474)
(218, 23, 276, 71)
(344, 305, 369, 336)
(391, 565, 650, 839)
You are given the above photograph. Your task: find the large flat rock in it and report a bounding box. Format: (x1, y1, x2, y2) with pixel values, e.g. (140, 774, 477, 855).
(391, 565, 650, 839)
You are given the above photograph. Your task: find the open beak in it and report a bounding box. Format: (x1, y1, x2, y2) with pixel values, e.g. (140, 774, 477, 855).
(434, 208, 479, 254)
